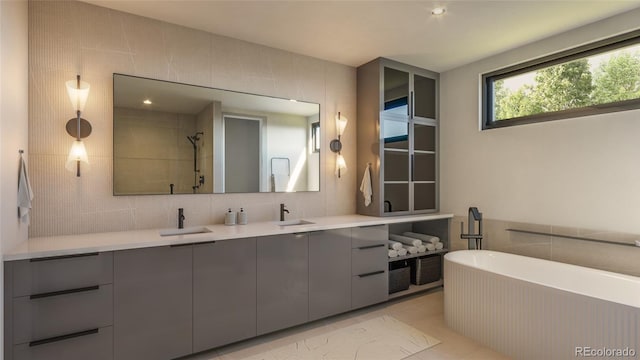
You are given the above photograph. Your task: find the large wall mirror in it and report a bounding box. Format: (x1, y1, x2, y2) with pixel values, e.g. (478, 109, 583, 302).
(113, 74, 321, 195)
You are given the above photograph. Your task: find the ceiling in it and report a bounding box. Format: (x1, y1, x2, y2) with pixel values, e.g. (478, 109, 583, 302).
(82, 1, 640, 72)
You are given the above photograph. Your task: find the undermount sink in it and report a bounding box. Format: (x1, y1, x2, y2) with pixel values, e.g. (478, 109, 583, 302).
(273, 219, 315, 226)
(159, 226, 212, 237)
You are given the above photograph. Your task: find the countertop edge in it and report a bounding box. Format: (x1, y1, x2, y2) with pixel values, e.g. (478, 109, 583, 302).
(5, 213, 453, 261)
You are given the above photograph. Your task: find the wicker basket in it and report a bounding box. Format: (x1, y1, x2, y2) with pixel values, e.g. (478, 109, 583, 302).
(388, 260, 411, 294)
(410, 254, 441, 285)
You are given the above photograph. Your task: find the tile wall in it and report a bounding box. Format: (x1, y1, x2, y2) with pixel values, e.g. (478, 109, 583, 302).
(450, 216, 640, 276)
(28, 0, 357, 237)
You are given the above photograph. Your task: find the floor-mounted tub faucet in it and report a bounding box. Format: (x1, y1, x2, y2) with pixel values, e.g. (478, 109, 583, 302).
(280, 203, 289, 221)
(178, 208, 185, 229)
(460, 207, 483, 249)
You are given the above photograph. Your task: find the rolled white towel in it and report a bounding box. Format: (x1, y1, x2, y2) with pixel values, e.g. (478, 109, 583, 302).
(397, 248, 407, 256)
(435, 242, 444, 250)
(403, 245, 418, 254)
(390, 234, 422, 247)
(425, 243, 435, 251)
(388, 249, 399, 258)
(388, 240, 403, 251)
(403, 232, 440, 244)
(417, 244, 427, 253)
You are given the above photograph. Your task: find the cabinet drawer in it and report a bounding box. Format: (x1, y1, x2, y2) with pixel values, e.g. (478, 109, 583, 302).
(352, 246, 387, 276)
(13, 326, 113, 360)
(13, 284, 113, 345)
(12, 252, 113, 297)
(351, 225, 388, 248)
(352, 271, 388, 309)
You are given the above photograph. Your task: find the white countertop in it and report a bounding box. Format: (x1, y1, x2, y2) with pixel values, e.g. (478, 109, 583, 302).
(4, 213, 453, 261)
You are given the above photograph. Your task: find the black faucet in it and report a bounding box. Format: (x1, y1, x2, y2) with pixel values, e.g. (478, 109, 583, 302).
(178, 208, 185, 229)
(460, 207, 483, 249)
(279, 203, 289, 221)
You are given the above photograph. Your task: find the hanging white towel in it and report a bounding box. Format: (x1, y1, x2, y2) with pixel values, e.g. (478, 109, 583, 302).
(360, 164, 372, 207)
(18, 155, 33, 225)
(271, 158, 290, 192)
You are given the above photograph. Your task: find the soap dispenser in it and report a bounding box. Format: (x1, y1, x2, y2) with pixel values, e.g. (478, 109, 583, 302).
(224, 208, 236, 225)
(237, 208, 247, 225)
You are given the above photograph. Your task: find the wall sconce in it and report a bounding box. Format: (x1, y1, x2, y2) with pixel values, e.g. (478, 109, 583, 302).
(65, 75, 91, 177)
(330, 112, 348, 178)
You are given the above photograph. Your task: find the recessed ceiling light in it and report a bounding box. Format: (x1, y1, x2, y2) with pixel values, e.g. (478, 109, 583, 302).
(431, 7, 446, 16)
(143, 99, 152, 105)
(289, 99, 298, 102)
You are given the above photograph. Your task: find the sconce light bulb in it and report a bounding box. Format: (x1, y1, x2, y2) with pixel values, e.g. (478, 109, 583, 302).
(336, 154, 347, 176)
(143, 99, 152, 105)
(65, 140, 90, 173)
(335, 113, 348, 137)
(65, 77, 90, 112)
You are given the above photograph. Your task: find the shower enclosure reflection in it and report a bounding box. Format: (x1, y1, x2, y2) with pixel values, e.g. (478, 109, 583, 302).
(186, 132, 205, 193)
(113, 74, 321, 195)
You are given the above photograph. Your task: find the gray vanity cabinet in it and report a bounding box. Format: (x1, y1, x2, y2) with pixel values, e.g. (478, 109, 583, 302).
(193, 238, 257, 352)
(257, 233, 309, 335)
(113, 245, 193, 360)
(308, 229, 352, 321)
(351, 225, 389, 309)
(4, 252, 114, 360)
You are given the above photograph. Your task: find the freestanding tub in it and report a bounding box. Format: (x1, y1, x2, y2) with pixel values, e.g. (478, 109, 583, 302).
(444, 250, 640, 360)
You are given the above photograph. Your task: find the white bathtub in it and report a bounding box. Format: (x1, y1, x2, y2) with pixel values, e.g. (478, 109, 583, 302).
(444, 250, 640, 360)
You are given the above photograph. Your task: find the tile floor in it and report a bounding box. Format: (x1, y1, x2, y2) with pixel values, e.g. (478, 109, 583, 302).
(185, 288, 511, 360)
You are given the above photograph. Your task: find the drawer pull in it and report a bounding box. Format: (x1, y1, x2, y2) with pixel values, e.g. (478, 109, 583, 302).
(357, 225, 384, 229)
(29, 328, 99, 347)
(357, 244, 385, 250)
(169, 243, 194, 248)
(193, 240, 217, 246)
(30, 285, 100, 300)
(358, 270, 385, 278)
(30, 252, 99, 263)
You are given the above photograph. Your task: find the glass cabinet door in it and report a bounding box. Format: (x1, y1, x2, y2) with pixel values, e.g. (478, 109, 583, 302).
(382, 120, 410, 214)
(382, 67, 411, 214)
(412, 123, 437, 211)
(413, 74, 436, 120)
(413, 183, 436, 211)
(384, 67, 409, 118)
(379, 66, 437, 214)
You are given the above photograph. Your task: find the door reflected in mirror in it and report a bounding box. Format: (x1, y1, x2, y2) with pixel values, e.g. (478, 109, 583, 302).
(113, 74, 321, 195)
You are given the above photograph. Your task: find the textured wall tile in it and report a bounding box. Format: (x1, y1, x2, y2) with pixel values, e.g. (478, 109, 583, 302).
(551, 237, 640, 276)
(470, 217, 639, 276)
(29, 0, 356, 237)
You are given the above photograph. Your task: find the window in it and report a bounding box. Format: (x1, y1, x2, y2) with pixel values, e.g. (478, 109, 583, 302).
(311, 122, 320, 153)
(482, 30, 640, 129)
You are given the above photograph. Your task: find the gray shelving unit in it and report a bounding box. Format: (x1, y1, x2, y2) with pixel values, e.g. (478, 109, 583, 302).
(357, 57, 440, 217)
(386, 218, 450, 298)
